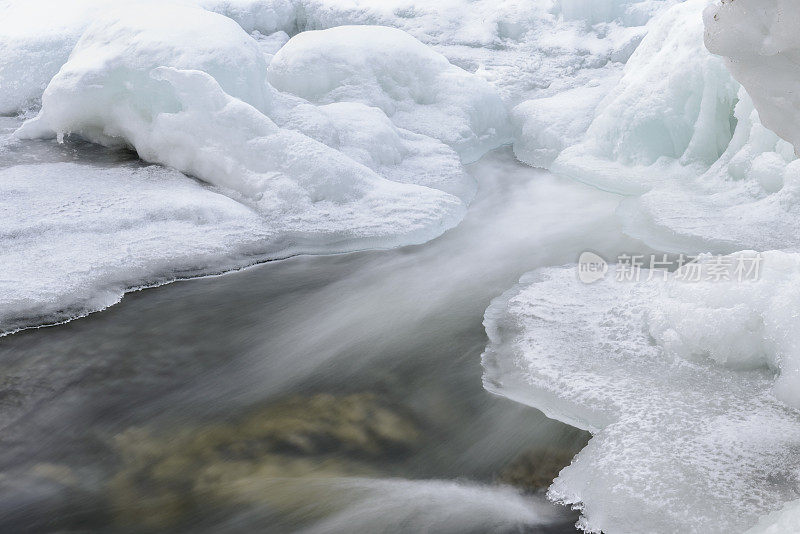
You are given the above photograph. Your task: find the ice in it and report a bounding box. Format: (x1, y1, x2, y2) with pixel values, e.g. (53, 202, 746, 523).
(268, 25, 511, 162)
(508, 0, 800, 253)
(250, 29, 290, 61)
(0, 152, 461, 336)
(14, 5, 465, 216)
(482, 255, 800, 533)
(192, 0, 297, 34)
(704, 0, 800, 156)
(544, 0, 738, 193)
(270, 97, 475, 200)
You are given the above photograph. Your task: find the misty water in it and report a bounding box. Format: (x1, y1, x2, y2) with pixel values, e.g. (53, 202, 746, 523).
(0, 140, 645, 533)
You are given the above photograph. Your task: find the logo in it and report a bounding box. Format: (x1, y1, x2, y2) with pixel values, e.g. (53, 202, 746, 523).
(578, 252, 608, 284)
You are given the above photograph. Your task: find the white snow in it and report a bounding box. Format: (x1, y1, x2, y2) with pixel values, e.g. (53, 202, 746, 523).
(0, 0, 106, 114)
(268, 25, 511, 162)
(704, 0, 800, 156)
(483, 255, 800, 533)
(507, 0, 800, 253)
(0, 161, 269, 334)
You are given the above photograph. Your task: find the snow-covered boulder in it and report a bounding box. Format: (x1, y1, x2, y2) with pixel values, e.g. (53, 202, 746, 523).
(704, 0, 800, 156)
(268, 25, 511, 162)
(0, 0, 107, 114)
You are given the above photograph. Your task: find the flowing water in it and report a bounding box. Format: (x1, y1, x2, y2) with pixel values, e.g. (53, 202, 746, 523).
(0, 141, 645, 533)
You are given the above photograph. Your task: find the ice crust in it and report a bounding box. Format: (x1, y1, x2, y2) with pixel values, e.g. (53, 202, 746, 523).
(483, 255, 800, 533)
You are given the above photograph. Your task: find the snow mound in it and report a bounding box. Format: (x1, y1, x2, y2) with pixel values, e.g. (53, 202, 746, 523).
(5, 3, 472, 331)
(267, 25, 511, 162)
(545, 0, 739, 193)
(508, 0, 800, 253)
(0, 0, 106, 114)
(704, 0, 800, 155)
(271, 97, 475, 200)
(15, 4, 465, 231)
(483, 254, 800, 533)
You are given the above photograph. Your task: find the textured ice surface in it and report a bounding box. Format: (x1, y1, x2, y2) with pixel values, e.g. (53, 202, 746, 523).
(0, 150, 461, 335)
(617, 90, 800, 254)
(483, 256, 800, 533)
(0, 162, 267, 334)
(268, 25, 510, 162)
(547, 0, 739, 193)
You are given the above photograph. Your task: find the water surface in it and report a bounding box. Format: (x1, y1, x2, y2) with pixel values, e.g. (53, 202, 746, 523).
(0, 147, 643, 533)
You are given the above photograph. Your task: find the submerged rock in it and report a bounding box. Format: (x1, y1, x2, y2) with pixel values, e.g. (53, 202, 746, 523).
(108, 393, 421, 528)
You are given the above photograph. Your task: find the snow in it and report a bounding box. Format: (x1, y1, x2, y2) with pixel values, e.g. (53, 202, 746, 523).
(704, 0, 800, 156)
(268, 25, 511, 162)
(542, 0, 738, 193)
(0, 161, 268, 334)
(270, 97, 475, 200)
(3, 2, 487, 333)
(506, 0, 800, 253)
(0, 0, 105, 114)
(483, 255, 800, 533)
